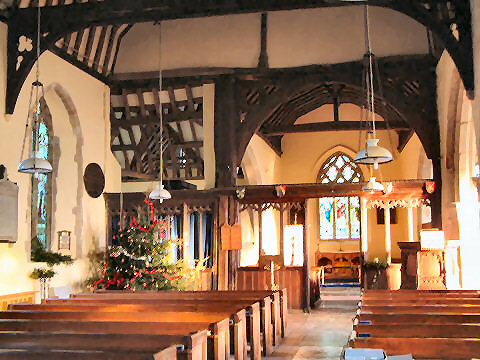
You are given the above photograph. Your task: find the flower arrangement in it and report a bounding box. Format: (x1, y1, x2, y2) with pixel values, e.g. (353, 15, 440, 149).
(364, 257, 389, 288)
(364, 257, 389, 270)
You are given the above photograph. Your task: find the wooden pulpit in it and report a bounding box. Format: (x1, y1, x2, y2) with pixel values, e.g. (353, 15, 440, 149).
(398, 241, 446, 290)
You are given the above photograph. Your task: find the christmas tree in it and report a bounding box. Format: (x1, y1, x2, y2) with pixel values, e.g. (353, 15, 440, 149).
(89, 200, 193, 291)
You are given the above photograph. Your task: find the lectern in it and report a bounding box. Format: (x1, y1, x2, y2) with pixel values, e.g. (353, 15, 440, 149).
(398, 240, 446, 290)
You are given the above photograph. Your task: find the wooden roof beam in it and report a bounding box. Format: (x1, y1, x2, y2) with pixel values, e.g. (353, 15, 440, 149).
(263, 121, 411, 136)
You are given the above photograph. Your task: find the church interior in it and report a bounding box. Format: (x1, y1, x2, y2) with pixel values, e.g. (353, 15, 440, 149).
(0, 0, 480, 359)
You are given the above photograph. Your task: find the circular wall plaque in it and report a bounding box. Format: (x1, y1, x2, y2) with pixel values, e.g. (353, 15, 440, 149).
(83, 163, 105, 198)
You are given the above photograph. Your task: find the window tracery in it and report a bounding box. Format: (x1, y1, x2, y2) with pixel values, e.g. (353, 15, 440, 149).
(318, 152, 362, 241)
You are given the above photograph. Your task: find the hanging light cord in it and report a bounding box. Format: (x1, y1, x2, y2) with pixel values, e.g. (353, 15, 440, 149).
(158, 22, 163, 187)
(19, 3, 42, 164)
(35, 3, 40, 84)
(365, 4, 376, 138)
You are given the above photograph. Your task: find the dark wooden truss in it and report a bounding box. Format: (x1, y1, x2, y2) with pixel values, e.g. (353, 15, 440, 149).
(212, 54, 442, 226)
(110, 80, 204, 182)
(232, 55, 439, 164)
(2, 0, 473, 114)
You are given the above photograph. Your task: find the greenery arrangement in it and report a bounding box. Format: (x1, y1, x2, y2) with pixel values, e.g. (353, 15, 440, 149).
(364, 257, 389, 270)
(364, 257, 388, 287)
(30, 236, 73, 280)
(30, 268, 55, 280)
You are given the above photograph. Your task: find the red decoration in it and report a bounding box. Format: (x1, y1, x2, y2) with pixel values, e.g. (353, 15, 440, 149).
(425, 181, 435, 194)
(130, 199, 167, 237)
(275, 185, 287, 198)
(129, 268, 182, 284)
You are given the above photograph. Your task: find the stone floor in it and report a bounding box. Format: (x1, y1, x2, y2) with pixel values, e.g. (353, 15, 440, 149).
(267, 287, 359, 360)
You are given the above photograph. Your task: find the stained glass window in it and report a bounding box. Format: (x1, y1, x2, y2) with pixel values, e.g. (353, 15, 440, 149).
(318, 152, 362, 241)
(319, 197, 334, 239)
(319, 196, 360, 240)
(31, 115, 51, 250)
(318, 152, 362, 184)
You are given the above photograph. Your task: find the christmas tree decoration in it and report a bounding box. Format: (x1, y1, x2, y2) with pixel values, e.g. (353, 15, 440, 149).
(88, 204, 197, 291)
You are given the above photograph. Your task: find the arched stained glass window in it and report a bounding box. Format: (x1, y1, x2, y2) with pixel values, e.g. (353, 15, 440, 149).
(31, 105, 51, 250)
(318, 152, 362, 184)
(318, 152, 362, 241)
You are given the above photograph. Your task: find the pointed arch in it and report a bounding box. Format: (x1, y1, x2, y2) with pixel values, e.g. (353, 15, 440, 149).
(42, 83, 84, 258)
(317, 152, 364, 184)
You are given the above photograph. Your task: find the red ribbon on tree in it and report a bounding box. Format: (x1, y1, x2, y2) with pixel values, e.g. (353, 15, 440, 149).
(129, 268, 183, 285)
(130, 199, 167, 238)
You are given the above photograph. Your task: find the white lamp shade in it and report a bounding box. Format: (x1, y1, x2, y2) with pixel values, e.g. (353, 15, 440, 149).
(17, 152, 52, 174)
(362, 177, 384, 193)
(149, 183, 171, 202)
(354, 138, 393, 168)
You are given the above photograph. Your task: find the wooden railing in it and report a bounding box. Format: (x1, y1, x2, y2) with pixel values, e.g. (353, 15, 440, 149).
(0, 291, 36, 310)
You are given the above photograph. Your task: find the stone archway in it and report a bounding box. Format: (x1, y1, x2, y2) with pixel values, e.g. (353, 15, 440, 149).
(43, 83, 84, 258)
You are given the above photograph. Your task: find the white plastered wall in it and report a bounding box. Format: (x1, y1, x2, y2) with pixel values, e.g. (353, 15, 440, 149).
(0, 22, 121, 296)
(115, 7, 428, 73)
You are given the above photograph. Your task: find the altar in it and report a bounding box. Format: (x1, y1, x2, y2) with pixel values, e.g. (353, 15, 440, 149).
(313, 251, 361, 282)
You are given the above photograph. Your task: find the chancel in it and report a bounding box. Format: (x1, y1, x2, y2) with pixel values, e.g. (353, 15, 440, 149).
(0, 0, 480, 359)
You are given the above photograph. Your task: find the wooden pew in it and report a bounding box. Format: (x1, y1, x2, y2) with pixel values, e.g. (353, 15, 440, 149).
(0, 311, 224, 360)
(0, 332, 193, 359)
(361, 298, 480, 306)
(351, 337, 480, 359)
(78, 289, 287, 342)
(362, 290, 480, 299)
(77, 290, 284, 339)
(13, 302, 256, 360)
(356, 312, 480, 325)
(0, 348, 178, 360)
(41, 298, 261, 356)
(66, 292, 274, 356)
(355, 323, 480, 338)
(360, 304, 480, 314)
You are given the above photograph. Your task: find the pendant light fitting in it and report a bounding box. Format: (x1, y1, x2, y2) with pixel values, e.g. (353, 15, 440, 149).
(149, 22, 171, 203)
(18, 4, 52, 176)
(362, 176, 384, 194)
(354, 5, 393, 169)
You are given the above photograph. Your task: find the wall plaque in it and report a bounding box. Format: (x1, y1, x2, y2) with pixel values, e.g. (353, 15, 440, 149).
(0, 168, 18, 243)
(83, 163, 105, 198)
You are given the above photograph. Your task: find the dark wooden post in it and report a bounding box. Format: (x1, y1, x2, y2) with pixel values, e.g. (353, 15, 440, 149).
(214, 76, 241, 290)
(214, 75, 238, 188)
(302, 200, 311, 312)
(431, 156, 442, 229)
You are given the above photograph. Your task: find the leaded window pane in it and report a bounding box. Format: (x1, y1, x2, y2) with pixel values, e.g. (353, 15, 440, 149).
(31, 118, 51, 250)
(317, 152, 363, 241)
